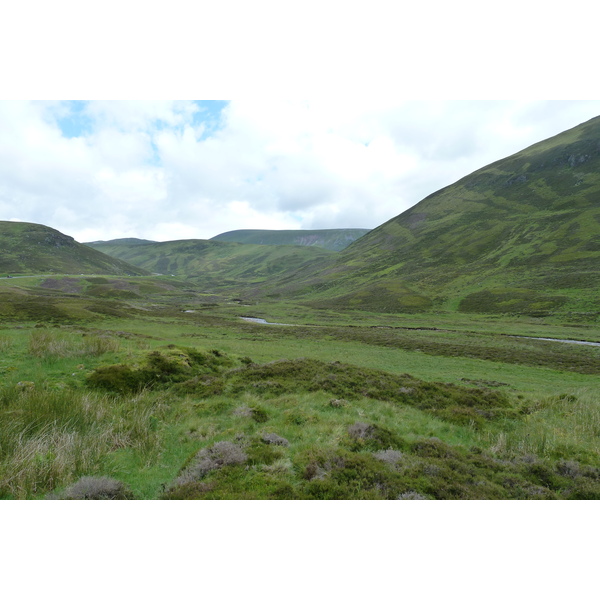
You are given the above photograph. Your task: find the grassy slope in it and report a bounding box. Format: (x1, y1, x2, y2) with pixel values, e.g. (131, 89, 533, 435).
(0, 221, 149, 276)
(87, 238, 334, 290)
(210, 228, 371, 250)
(266, 116, 600, 317)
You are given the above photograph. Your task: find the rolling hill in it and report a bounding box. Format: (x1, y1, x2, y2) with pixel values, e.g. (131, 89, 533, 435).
(0, 221, 149, 276)
(86, 237, 333, 290)
(210, 228, 370, 250)
(264, 115, 600, 317)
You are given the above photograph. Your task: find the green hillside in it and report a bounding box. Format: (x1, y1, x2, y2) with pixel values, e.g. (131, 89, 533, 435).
(0, 221, 149, 276)
(268, 116, 600, 317)
(210, 228, 370, 250)
(88, 237, 333, 289)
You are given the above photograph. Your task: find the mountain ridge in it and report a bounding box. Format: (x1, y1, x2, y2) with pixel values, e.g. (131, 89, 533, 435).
(210, 228, 371, 251)
(0, 221, 149, 276)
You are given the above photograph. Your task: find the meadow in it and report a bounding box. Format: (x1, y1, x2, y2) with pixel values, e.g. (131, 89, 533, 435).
(1, 274, 599, 499)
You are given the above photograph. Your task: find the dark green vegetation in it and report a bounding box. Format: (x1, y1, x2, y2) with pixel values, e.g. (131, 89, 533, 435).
(209, 228, 371, 250)
(2, 117, 600, 499)
(0, 221, 148, 277)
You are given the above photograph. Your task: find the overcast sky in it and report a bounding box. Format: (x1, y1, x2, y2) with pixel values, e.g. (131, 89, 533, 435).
(1, 99, 599, 243)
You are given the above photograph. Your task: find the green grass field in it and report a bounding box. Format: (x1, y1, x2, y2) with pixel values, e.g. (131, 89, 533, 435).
(1, 274, 599, 499)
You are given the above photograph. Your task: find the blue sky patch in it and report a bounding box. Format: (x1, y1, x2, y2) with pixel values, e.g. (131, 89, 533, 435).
(55, 101, 93, 138)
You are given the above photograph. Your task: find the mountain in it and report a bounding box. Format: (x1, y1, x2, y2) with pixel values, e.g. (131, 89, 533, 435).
(265, 115, 600, 316)
(210, 228, 371, 251)
(0, 221, 149, 276)
(88, 238, 156, 247)
(86, 237, 332, 289)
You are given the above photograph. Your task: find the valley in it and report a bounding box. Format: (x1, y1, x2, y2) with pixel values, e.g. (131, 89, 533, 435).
(2, 115, 600, 500)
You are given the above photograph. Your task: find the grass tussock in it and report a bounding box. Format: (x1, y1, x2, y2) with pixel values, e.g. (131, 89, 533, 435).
(27, 329, 121, 359)
(0, 385, 166, 499)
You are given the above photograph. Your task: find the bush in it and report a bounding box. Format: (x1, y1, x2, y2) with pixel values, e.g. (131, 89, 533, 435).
(172, 441, 248, 487)
(261, 432, 290, 446)
(61, 476, 134, 500)
(346, 422, 406, 452)
(86, 364, 145, 394)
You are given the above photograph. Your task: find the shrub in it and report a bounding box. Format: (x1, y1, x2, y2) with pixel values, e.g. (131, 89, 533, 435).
(329, 398, 348, 408)
(172, 441, 248, 487)
(61, 476, 134, 500)
(251, 406, 269, 423)
(397, 491, 430, 500)
(86, 364, 145, 394)
(373, 449, 404, 467)
(346, 422, 406, 452)
(261, 432, 290, 447)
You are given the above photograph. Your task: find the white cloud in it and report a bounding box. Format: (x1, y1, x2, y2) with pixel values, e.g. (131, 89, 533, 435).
(1, 100, 600, 243)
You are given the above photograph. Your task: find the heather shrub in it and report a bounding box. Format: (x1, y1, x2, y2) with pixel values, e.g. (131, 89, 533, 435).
(397, 491, 430, 500)
(373, 449, 404, 467)
(172, 441, 248, 487)
(346, 421, 406, 452)
(62, 476, 134, 500)
(86, 364, 146, 394)
(329, 398, 348, 408)
(301, 449, 405, 499)
(261, 433, 290, 446)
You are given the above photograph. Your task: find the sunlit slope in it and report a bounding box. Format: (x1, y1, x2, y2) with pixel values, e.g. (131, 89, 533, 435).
(88, 238, 333, 289)
(210, 228, 370, 251)
(273, 115, 600, 315)
(0, 221, 149, 276)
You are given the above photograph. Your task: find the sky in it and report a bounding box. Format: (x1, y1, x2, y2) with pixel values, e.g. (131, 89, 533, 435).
(1, 99, 600, 243)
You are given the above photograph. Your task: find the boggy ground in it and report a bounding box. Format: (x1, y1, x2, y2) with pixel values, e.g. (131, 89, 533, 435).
(1, 274, 599, 499)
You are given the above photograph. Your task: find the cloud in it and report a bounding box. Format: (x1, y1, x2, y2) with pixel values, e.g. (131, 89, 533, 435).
(1, 100, 600, 243)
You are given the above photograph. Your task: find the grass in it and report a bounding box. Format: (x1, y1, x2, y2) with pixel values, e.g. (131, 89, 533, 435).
(1, 274, 600, 499)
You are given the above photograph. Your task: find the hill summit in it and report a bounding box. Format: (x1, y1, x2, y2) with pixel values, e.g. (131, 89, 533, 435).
(0, 221, 149, 276)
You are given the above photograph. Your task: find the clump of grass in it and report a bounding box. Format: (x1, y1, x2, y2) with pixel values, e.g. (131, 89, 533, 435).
(80, 334, 120, 356)
(481, 390, 600, 461)
(28, 329, 71, 358)
(27, 329, 121, 359)
(0, 387, 166, 498)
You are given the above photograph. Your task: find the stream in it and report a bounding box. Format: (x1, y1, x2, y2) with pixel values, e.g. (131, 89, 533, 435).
(240, 317, 600, 347)
(513, 336, 600, 347)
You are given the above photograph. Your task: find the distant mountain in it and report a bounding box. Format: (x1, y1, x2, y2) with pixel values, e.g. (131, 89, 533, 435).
(0, 221, 149, 276)
(86, 237, 332, 289)
(265, 115, 600, 316)
(210, 228, 370, 251)
(88, 238, 156, 246)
